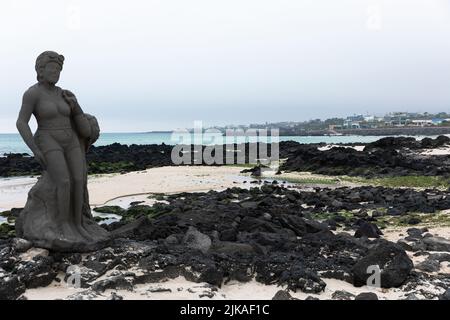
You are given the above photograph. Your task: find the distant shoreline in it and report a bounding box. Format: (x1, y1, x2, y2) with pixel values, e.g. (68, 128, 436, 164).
(235, 126, 450, 136)
(2, 126, 450, 136)
(142, 131, 172, 134)
(2, 131, 450, 156)
(292, 126, 450, 136)
(145, 126, 450, 137)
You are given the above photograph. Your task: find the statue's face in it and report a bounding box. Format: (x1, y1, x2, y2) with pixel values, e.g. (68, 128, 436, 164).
(41, 61, 61, 84)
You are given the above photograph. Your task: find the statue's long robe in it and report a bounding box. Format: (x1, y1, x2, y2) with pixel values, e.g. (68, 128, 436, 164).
(15, 114, 110, 252)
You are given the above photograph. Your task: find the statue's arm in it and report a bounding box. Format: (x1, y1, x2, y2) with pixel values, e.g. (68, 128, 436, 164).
(63, 90, 92, 138)
(16, 90, 40, 155)
(73, 110, 92, 139)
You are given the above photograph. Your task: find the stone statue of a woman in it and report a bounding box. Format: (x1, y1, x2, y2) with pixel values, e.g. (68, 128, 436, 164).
(15, 51, 110, 252)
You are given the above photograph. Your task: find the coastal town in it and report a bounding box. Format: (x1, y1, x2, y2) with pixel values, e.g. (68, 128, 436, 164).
(207, 112, 450, 136)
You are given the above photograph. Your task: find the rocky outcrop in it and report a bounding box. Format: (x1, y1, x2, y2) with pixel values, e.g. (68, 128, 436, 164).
(2, 184, 450, 299)
(2, 135, 449, 178)
(280, 142, 450, 177)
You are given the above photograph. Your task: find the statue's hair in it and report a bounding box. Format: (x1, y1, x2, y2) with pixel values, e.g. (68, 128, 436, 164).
(35, 51, 64, 82)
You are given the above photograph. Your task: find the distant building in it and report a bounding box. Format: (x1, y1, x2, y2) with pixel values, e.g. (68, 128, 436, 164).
(363, 115, 375, 122)
(385, 112, 409, 126)
(347, 114, 364, 122)
(343, 119, 361, 129)
(411, 119, 433, 126)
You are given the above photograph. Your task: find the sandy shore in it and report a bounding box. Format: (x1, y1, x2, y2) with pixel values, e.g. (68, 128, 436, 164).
(318, 145, 365, 152)
(383, 223, 450, 242)
(0, 177, 38, 211)
(420, 146, 450, 155)
(0, 166, 256, 210)
(24, 275, 406, 300)
(0, 165, 358, 211)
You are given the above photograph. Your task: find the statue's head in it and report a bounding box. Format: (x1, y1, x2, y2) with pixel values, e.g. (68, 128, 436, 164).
(35, 51, 65, 84)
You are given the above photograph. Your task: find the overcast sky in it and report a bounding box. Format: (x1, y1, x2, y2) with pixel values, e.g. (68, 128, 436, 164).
(1, 0, 449, 132)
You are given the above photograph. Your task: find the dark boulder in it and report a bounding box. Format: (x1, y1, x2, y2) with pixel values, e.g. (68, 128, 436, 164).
(272, 290, 298, 300)
(352, 241, 413, 288)
(210, 241, 255, 255)
(91, 276, 133, 292)
(439, 288, 450, 300)
(182, 226, 212, 254)
(16, 256, 57, 289)
(110, 216, 155, 240)
(406, 228, 426, 239)
(0, 273, 26, 300)
(416, 259, 440, 273)
(354, 221, 383, 239)
(219, 228, 238, 242)
(12, 238, 33, 253)
(198, 266, 223, 287)
(387, 208, 404, 216)
(278, 214, 328, 237)
(331, 290, 355, 300)
(423, 236, 450, 252)
(355, 292, 378, 300)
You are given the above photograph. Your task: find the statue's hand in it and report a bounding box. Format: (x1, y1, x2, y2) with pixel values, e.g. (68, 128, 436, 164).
(33, 150, 47, 170)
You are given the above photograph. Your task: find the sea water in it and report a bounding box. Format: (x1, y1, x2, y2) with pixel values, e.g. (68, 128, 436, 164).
(1, 132, 448, 156)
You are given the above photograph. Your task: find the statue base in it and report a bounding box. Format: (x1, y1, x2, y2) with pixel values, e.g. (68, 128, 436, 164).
(15, 171, 111, 253)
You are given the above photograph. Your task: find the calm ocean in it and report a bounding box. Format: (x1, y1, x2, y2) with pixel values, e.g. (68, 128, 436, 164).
(0, 132, 446, 156)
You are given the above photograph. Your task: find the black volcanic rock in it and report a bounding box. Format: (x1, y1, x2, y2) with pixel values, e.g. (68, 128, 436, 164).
(352, 241, 413, 288)
(355, 292, 378, 300)
(0, 273, 26, 300)
(2, 136, 450, 178)
(354, 221, 383, 239)
(2, 184, 450, 299)
(280, 141, 450, 177)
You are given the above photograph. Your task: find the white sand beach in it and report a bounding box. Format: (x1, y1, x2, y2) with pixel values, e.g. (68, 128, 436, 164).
(0, 166, 255, 210)
(420, 146, 450, 155)
(24, 274, 407, 301)
(318, 145, 365, 152)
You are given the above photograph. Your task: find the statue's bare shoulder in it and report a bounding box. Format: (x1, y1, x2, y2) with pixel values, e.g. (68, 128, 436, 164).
(22, 83, 41, 106)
